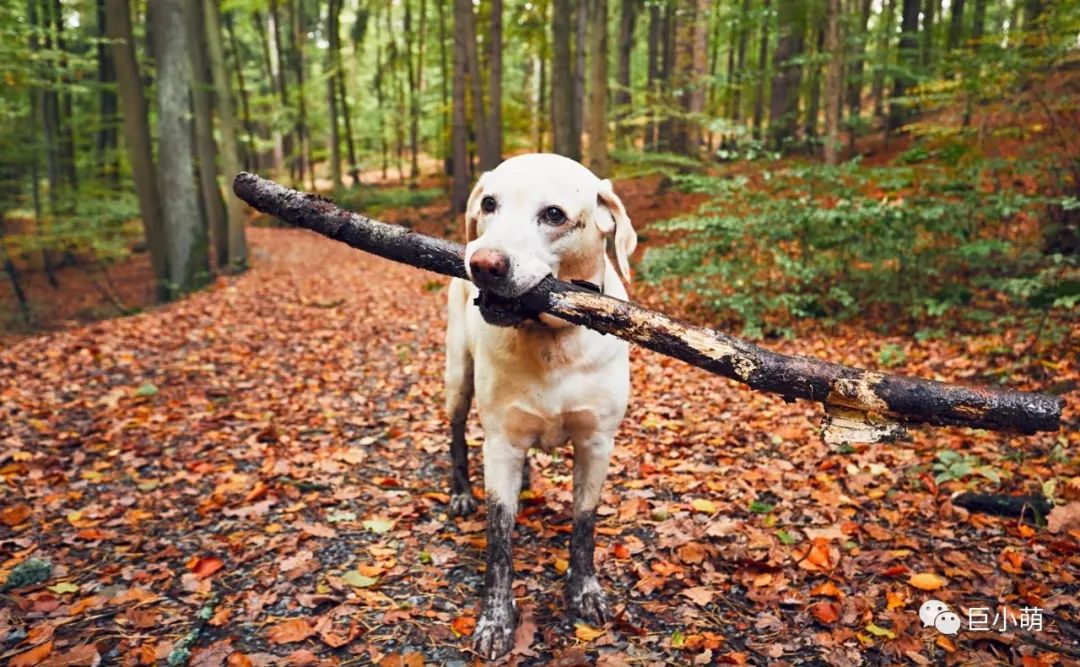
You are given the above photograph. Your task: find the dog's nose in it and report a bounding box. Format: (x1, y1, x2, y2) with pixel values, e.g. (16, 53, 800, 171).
(469, 248, 509, 285)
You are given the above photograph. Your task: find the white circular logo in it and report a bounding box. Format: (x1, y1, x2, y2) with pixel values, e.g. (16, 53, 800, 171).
(919, 599, 951, 627)
(934, 610, 962, 635)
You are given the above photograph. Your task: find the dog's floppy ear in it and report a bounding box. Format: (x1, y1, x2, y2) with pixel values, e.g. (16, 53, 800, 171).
(595, 179, 638, 284)
(464, 173, 488, 243)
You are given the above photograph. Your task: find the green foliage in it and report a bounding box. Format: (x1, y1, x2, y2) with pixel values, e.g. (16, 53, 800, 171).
(334, 186, 443, 215)
(932, 450, 1003, 484)
(640, 153, 1075, 336)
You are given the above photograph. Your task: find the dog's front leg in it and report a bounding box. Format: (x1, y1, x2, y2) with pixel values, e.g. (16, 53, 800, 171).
(472, 439, 525, 659)
(567, 436, 614, 625)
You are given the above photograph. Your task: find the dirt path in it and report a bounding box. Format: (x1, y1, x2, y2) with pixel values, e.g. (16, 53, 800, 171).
(1, 227, 1077, 666)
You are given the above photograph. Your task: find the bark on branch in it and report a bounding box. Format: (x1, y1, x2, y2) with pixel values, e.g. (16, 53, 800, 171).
(232, 172, 1062, 437)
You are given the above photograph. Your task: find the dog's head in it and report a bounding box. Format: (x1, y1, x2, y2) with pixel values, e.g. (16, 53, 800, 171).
(463, 153, 637, 300)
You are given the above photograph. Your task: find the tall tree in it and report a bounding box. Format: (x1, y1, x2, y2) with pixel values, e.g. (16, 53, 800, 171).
(450, 0, 470, 212)
(767, 0, 805, 150)
(205, 0, 248, 270)
(946, 0, 967, 52)
(154, 0, 209, 294)
(846, 0, 873, 152)
(888, 0, 921, 131)
(288, 0, 312, 189)
(266, 1, 287, 175)
(871, 0, 895, 120)
(672, 0, 709, 155)
(751, 0, 771, 141)
(614, 0, 638, 149)
(186, 0, 229, 271)
(326, 0, 343, 188)
(95, 0, 119, 184)
(339, 8, 363, 185)
(645, 2, 659, 148)
(587, 0, 609, 175)
(823, 0, 842, 164)
(105, 0, 168, 300)
(921, 0, 937, 68)
(727, 0, 751, 124)
(573, 0, 588, 154)
(552, 0, 578, 159)
(460, 0, 491, 169)
(487, 0, 502, 168)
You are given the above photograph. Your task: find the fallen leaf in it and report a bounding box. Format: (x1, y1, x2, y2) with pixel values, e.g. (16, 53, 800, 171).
(908, 572, 945, 591)
(574, 623, 606, 642)
(681, 586, 714, 606)
(865, 623, 896, 639)
(188, 556, 224, 579)
(11, 641, 54, 667)
(1047, 502, 1080, 534)
(47, 582, 79, 595)
(362, 518, 395, 534)
(809, 601, 840, 624)
(1, 503, 31, 527)
(691, 499, 717, 514)
(450, 615, 475, 637)
(267, 618, 315, 644)
(341, 570, 379, 589)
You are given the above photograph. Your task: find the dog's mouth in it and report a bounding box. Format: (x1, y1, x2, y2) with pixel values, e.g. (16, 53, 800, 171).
(475, 291, 539, 328)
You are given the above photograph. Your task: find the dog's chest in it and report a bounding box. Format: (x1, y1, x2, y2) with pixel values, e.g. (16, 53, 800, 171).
(502, 404, 600, 451)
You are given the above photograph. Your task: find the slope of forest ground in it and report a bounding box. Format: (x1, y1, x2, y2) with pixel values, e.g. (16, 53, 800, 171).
(1, 209, 1078, 666)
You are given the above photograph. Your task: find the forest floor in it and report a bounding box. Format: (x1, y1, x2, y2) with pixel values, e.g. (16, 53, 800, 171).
(1, 171, 1079, 666)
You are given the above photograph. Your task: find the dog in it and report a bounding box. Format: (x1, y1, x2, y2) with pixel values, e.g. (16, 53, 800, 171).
(443, 153, 637, 658)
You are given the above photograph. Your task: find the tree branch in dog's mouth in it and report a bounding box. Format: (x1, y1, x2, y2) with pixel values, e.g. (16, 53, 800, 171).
(475, 291, 540, 327)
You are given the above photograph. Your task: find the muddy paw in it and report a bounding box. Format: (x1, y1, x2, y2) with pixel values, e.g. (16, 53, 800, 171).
(567, 576, 610, 626)
(449, 492, 478, 517)
(472, 607, 516, 660)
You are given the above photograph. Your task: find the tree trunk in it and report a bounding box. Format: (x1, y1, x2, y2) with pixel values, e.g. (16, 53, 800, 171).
(373, 3, 389, 179)
(846, 0, 873, 153)
(804, 22, 825, 139)
(657, 2, 676, 148)
(205, 0, 248, 271)
(186, 0, 229, 271)
(223, 12, 258, 170)
(155, 0, 209, 295)
(460, 0, 490, 169)
(767, 0, 805, 151)
(29, 0, 58, 288)
(48, 0, 78, 195)
(888, 0, 921, 131)
(337, 65, 361, 187)
(438, 0, 451, 174)
(921, 0, 937, 69)
(235, 171, 1064, 437)
(288, 0, 312, 190)
(587, 0, 609, 175)
(486, 0, 502, 169)
(105, 0, 169, 301)
(95, 0, 119, 185)
(751, 0, 771, 142)
(552, 0, 578, 159)
(730, 0, 751, 124)
(326, 0, 343, 189)
(614, 0, 638, 149)
(573, 0, 588, 156)
(946, 0, 966, 52)
(450, 0, 470, 212)
(872, 0, 895, 120)
(267, 1, 287, 176)
(672, 0, 708, 155)
(645, 2, 659, 149)
(823, 0, 842, 164)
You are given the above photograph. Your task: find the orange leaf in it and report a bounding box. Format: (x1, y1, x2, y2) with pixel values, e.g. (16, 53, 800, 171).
(612, 543, 631, 560)
(809, 601, 840, 624)
(267, 618, 316, 644)
(450, 616, 476, 637)
(1, 504, 31, 527)
(885, 590, 905, 610)
(187, 556, 224, 579)
(677, 542, 706, 565)
(574, 623, 606, 642)
(227, 654, 254, 667)
(810, 581, 843, 599)
(908, 572, 945, 591)
(10, 641, 53, 667)
(553, 558, 569, 574)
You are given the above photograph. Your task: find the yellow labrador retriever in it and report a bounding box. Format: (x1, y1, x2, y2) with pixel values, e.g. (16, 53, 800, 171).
(444, 153, 637, 658)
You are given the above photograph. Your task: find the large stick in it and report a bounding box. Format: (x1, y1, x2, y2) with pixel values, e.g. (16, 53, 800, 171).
(232, 172, 1062, 438)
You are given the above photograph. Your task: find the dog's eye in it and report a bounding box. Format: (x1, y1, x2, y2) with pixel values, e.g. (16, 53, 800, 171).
(541, 206, 567, 225)
(480, 196, 497, 213)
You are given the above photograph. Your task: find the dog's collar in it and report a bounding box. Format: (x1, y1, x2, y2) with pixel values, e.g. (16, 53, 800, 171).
(569, 278, 604, 295)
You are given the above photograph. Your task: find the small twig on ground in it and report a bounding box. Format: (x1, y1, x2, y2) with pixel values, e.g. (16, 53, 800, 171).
(951, 492, 1052, 522)
(166, 591, 219, 666)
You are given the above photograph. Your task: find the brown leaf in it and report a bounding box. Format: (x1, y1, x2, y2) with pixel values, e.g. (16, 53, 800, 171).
(267, 618, 316, 644)
(809, 601, 840, 624)
(681, 586, 714, 606)
(1047, 502, 1080, 534)
(187, 556, 225, 579)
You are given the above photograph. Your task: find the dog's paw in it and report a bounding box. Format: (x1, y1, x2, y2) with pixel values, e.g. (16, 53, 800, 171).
(449, 492, 478, 517)
(567, 576, 610, 626)
(472, 606, 516, 660)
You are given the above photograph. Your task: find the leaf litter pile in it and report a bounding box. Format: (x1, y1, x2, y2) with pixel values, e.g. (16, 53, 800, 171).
(1, 223, 1078, 666)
